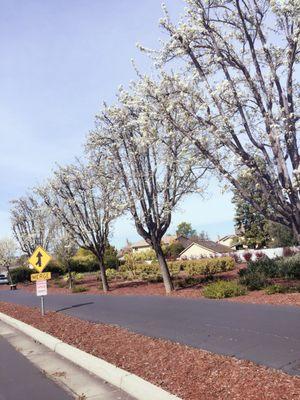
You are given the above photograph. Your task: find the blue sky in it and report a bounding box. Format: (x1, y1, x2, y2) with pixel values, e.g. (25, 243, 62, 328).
(0, 0, 235, 248)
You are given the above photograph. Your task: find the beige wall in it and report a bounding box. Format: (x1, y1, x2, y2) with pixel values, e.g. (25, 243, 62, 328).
(219, 237, 235, 247)
(132, 246, 151, 253)
(179, 243, 215, 259)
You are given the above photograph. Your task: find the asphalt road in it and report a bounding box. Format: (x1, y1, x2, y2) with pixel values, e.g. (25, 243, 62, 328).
(0, 336, 73, 400)
(0, 290, 299, 375)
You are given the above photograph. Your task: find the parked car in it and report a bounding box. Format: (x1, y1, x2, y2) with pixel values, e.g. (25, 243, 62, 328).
(0, 274, 9, 285)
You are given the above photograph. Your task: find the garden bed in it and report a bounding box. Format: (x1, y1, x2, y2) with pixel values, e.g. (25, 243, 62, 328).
(0, 301, 299, 400)
(2, 272, 300, 308)
(0, 267, 243, 298)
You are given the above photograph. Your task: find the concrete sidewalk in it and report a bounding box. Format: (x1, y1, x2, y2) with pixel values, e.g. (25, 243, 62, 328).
(0, 320, 134, 400)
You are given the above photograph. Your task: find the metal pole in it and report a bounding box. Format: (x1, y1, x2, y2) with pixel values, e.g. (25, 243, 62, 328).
(41, 296, 45, 316)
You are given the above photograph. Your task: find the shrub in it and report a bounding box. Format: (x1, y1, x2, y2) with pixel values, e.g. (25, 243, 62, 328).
(72, 286, 89, 293)
(10, 267, 31, 283)
(45, 260, 64, 276)
(62, 272, 84, 282)
(282, 247, 297, 258)
(230, 253, 242, 264)
(112, 257, 235, 284)
(203, 280, 247, 299)
(239, 271, 269, 290)
(265, 284, 300, 295)
(164, 242, 185, 259)
(245, 258, 279, 278)
(69, 255, 99, 273)
(57, 280, 67, 288)
(242, 254, 300, 280)
(103, 245, 119, 269)
(265, 284, 287, 295)
(119, 263, 162, 282)
(183, 257, 235, 277)
(124, 250, 157, 263)
(167, 261, 182, 277)
(242, 252, 252, 262)
(239, 253, 300, 290)
(277, 254, 300, 279)
(106, 268, 118, 281)
(175, 276, 204, 289)
(255, 251, 265, 260)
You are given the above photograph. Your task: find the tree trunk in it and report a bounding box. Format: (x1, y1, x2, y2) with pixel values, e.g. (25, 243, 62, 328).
(6, 267, 12, 285)
(98, 259, 109, 292)
(153, 242, 174, 294)
(291, 219, 300, 245)
(67, 260, 73, 290)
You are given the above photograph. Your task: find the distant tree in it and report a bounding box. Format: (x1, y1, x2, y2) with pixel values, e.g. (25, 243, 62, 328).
(196, 231, 210, 241)
(233, 180, 270, 249)
(10, 195, 57, 256)
(232, 174, 295, 248)
(0, 238, 17, 285)
(103, 244, 119, 270)
(164, 242, 185, 260)
(37, 161, 123, 292)
(176, 222, 197, 238)
(267, 222, 297, 248)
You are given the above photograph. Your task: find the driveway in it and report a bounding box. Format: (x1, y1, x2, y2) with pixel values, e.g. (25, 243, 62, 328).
(0, 290, 299, 375)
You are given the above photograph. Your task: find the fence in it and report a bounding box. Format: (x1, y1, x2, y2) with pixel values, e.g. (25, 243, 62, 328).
(233, 246, 300, 261)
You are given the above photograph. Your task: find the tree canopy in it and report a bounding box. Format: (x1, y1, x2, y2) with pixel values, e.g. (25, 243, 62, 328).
(138, 0, 300, 241)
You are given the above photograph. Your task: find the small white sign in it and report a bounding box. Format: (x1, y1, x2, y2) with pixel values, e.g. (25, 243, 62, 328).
(36, 280, 47, 296)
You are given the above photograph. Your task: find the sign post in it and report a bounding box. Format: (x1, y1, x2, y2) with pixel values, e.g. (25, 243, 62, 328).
(28, 246, 52, 316)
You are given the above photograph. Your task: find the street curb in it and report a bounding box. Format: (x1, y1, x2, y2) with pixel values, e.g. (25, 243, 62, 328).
(0, 312, 181, 400)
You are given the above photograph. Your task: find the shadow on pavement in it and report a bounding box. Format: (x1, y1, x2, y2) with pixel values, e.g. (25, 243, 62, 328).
(56, 302, 94, 312)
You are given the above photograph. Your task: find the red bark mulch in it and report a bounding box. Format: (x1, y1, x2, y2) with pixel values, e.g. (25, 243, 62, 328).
(0, 301, 299, 400)
(5, 267, 300, 308)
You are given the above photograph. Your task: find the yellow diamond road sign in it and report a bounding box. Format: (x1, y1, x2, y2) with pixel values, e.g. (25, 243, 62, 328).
(28, 246, 52, 273)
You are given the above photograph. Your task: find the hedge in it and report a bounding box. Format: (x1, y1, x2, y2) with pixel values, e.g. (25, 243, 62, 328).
(10, 267, 31, 283)
(69, 256, 99, 273)
(44, 260, 64, 276)
(276, 254, 300, 279)
(106, 257, 235, 283)
(240, 253, 300, 279)
(179, 257, 235, 276)
(238, 253, 300, 290)
(203, 280, 247, 299)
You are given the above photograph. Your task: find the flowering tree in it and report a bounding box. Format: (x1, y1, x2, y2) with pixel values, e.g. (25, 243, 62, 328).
(10, 195, 57, 256)
(37, 162, 123, 292)
(0, 238, 17, 284)
(53, 232, 77, 290)
(139, 0, 300, 241)
(87, 80, 207, 293)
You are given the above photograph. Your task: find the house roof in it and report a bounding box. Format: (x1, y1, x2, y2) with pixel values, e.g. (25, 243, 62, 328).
(217, 234, 237, 242)
(131, 235, 177, 249)
(179, 239, 232, 256)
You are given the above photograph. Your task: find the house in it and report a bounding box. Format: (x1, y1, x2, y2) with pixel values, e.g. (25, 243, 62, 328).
(217, 234, 244, 250)
(119, 235, 232, 260)
(118, 235, 190, 257)
(130, 235, 179, 253)
(178, 239, 232, 259)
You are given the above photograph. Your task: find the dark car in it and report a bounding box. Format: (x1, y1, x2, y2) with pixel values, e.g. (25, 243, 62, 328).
(0, 274, 9, 285)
